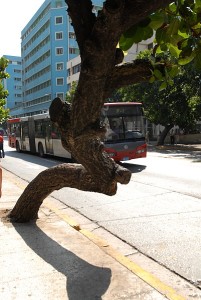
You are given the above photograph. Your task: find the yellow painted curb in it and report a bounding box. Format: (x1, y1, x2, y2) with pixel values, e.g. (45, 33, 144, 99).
(44, 202, 81, 231)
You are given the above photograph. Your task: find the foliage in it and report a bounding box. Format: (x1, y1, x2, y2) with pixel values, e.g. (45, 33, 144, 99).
(65, 81, 77, 103)
(119, 0, 201, 90)
(117, 62, 201, 133)
(0, 57, 10, 123)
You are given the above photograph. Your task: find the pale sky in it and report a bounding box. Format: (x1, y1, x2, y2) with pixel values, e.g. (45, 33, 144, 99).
(0, 0, 44, 58)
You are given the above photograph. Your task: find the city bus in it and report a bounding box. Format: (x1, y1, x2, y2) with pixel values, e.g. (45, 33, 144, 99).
(7, 102, 147, 161)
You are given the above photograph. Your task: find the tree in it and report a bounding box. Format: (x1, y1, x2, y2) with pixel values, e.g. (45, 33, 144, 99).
(65, 81, 77, 103)
(117, 61, 201, 145)
(7, 0, 201, 222)
(0, 57, 10, 123)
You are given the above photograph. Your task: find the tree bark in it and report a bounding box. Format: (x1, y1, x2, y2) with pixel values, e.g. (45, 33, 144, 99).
(8, 163, 131, 222)
(157, 124, 173, 146)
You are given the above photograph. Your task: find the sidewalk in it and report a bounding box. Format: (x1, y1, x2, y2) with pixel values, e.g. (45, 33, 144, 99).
(0, 168, 198, 299)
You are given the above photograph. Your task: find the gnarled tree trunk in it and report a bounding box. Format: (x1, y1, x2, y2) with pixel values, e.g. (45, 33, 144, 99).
(8, 0, 172, 222)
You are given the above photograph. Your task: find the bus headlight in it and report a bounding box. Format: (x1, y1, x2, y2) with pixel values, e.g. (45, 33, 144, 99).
(136, 148, 145, 154)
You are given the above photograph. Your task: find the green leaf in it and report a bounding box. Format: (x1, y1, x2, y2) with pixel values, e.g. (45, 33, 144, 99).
(159, 81, 167, 91)
(155, 27, 170, 44)
(149, 76, 155, 83)
(178, 30, 189, 38)
(168, 65, 180, 78)
(168, 2, 177, 13)
(119, 36, 135, 51)
(154, 69, 163, 80)
(178, 50, 196, 65)
(167, 17, 181, 36)
(149, 12, 167, 30)
(155, 45, 164, 54)
(169, 44, 182, 58)
(120, 26, 153, 51)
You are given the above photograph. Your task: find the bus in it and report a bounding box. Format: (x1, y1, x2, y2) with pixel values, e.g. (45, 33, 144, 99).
(7, 102, 147, 161)
(102, 102, 146, 161)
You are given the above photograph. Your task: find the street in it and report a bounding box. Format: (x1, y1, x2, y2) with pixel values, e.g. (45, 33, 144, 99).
(2, 139, 201, 291)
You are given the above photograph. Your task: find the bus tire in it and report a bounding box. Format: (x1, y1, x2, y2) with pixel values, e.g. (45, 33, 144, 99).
(16, 141, 21, 153)
(38, 143, 45, 157)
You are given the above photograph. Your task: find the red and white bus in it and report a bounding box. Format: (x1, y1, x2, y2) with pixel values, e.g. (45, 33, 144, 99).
(7, 102, 147, 161)
(102, 102, 147, 161)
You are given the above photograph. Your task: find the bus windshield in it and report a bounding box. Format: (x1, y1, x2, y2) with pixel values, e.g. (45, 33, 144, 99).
(101, 104, 145, 143)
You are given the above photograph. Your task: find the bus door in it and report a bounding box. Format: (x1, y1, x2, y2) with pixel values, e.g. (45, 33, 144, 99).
(45, 120, 53, 154)
(28, 117, 36, 153)
(21, 121, 29, 151)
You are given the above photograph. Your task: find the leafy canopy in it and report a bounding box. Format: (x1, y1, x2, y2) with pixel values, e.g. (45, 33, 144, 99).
(119, 0, 201, 90)
(117, 62, 201, 133)
(0, 57, 10, 122)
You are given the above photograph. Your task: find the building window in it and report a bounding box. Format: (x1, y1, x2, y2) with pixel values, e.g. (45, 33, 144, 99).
(55, 16, 63, 24)
(56, 47, 63, 55)
(69, 32, 76, 39)
(72, 63, 81, 74)
(56, 78, 64, 85)
(69, 48, 79, 55)
(14, 85, 22, 90)
(56, 32, 63, 40)
(55, 1, 62, 8)
(56, 62, 64, 71)
(56, 93, 64, 100)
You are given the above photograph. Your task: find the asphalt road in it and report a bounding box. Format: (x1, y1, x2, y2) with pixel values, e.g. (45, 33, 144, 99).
(3, 139, 201, 288)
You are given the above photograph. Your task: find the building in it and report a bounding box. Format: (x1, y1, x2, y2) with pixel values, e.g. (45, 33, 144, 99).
(3, 55, 22, 110)
(12, 0, 69, 117)
(7, 0, 103, 117)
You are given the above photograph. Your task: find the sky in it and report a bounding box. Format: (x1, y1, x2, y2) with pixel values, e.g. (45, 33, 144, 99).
(0, 0, 44, 57)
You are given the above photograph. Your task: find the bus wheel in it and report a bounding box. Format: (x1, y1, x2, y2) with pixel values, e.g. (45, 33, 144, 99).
(38, 143, 45, 157)
(16, 141, 21, 153)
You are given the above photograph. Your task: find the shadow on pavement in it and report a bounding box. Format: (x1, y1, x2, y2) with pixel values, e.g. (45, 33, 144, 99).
(4, 149, 72, 168)
(12, 222, 111, 300)
(148, 144, 201, 162)
(119, 162, 146, 173)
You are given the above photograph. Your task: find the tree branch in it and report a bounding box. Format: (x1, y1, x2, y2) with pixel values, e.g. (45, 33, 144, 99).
(105, 59, 153, 96)
(8, 163, 131, 222)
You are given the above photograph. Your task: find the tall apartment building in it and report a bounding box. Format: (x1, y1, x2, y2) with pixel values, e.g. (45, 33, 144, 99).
(3, 55, 22, 110)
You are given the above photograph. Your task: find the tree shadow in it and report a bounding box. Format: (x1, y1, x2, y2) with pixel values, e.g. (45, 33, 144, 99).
(148, 145, 201, 161)
(11, 221, 112, 300)
(119, 162, 146, 173)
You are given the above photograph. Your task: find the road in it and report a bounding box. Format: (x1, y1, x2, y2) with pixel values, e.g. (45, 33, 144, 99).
(3, 139, 201, 290)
